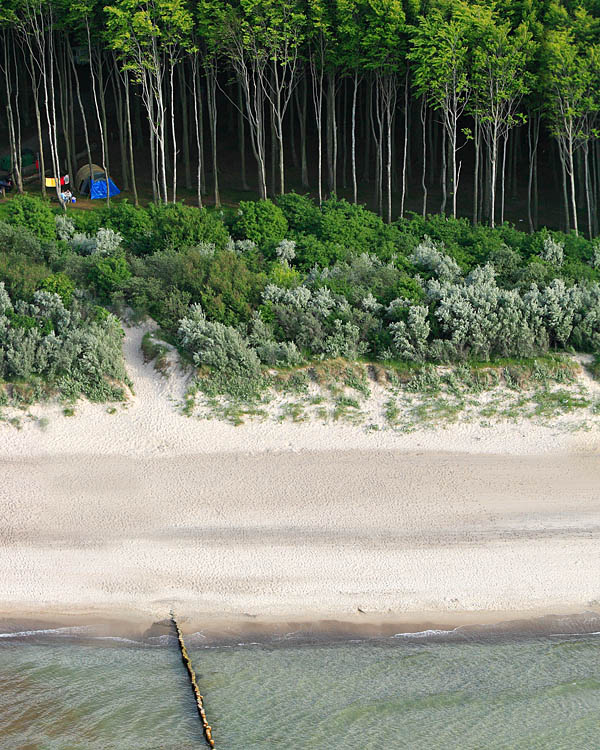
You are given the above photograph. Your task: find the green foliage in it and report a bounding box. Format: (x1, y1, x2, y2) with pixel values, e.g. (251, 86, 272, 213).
(87, 253, 131, 302)
(275, 192, 321, 233)
(5, 188, 600, 407)
(39, 273, 75, 306)
(0, 284, 128, 402)
(3, 195, 56, 243)
(143, 202, 229, 255)
(0, 221, 50, 301)
(94, 200, 153, 248)
(233, 200, 288, 252)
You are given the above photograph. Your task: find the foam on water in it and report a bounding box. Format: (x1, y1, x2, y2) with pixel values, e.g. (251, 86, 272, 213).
(393, 628, 460, 639)
(0, 625, 90, 639)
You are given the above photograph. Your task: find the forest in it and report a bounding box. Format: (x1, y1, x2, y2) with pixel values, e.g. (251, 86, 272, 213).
(1, 0, 600, 408)
(1, 0, 600, 235)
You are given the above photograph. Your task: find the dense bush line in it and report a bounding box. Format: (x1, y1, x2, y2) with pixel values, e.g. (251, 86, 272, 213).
(1, 193, 599, 399)
(0, 281, 128, 402)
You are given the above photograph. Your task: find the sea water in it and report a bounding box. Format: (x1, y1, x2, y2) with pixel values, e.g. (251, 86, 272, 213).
(1, 627, 599, 749)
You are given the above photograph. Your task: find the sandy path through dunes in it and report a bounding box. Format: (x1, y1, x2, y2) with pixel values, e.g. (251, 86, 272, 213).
(1, 451, 599, 623)
(2, 323, 600, 458)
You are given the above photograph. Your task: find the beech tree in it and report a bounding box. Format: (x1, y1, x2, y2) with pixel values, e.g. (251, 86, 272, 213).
(543, 24, 600, 236)
(410, 4, 472, 219)
(470, 7, 534, 227)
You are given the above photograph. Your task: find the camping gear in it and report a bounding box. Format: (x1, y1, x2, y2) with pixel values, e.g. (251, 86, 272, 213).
(75, 163, 120, 199)
(45, 175, 69, 188)
(0, 148, 36, 172)
(0, 176, 13, 196)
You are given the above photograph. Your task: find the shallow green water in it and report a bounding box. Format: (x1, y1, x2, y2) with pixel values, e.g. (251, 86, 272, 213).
(1, 631, 599, 749)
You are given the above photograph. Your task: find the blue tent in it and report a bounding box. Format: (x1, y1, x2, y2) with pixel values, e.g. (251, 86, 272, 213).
(75, 163, 121, 199)
(90, 177, 120, 200)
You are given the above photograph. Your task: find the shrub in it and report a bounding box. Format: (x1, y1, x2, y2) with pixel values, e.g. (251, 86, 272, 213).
(3, 195, 56, 243)
(144, 202, 229, 255)
(233, 199, 288, 251)
(95, 228, 123, 255)
(95, 200, 152, 249)
(55, 214, 75, 241)
(248, 314, 303, 367)
(87, 253, 131, 302)
(0, 284, 127, 400)
(318, 197, 399, 260)
(291, 233, 347, 270)
(540, 234, 564, 267)
(39, 272, 75, 306)
(275, 239, 296, 263)
(410, 236, 462, 282)
(275, 192, 321, 233)
(178, 304, 261, 378)
(390, 306, 430, 361)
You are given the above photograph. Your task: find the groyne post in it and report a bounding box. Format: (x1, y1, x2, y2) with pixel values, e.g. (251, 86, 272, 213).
(171, 611, 216, 748)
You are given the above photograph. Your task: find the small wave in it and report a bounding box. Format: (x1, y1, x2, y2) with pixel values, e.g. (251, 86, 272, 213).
(146, 634, 178, 644)
(393, 628, 459, 639)
(92, 636, 142, 645)
(0, 625, 89, 639)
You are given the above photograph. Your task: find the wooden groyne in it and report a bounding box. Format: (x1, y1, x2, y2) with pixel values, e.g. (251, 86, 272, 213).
(171, 612, 215, 748)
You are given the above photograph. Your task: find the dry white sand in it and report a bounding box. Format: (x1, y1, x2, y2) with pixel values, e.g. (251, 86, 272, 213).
(1, 325, 599, 629)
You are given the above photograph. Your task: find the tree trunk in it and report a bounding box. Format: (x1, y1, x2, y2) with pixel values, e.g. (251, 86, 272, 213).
(111, 54, 129, 191)
(123, 69, 138, 206)
(295, 72, 309, 188)
(420, 97, 427, 217)
(567, 135, 578, 236)
(400, 70, 409, 219)
(178, 61, 192, 191)
(326, 71, 336, 195)
(583, 142, 593, 239)
(500, 131, 508, 225)
(351, 71, 358, 204)
(440, 127, 447, 215)
(191, 56, 203, 207)
(310, 50, 324, 204)
(473, 115, 479, 225)
(238, 81, 249, 190)
(205, 63, 221, 206)
(527, 113, 539, 233)
(2, 30, 24, 193)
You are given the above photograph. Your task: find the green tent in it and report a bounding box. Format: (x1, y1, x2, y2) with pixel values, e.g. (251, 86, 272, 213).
(0, 148, 36, 172)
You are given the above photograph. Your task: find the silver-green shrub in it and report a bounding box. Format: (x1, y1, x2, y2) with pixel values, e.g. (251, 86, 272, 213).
(0, 283, 127, 400)
(541, 235, 564, 267)
(95, 228, 123, 256)
(178, 304, 261, 378)
(592, 240, 600, 270)
(71, 232, 98, 255)
(55, 214, 75, 241)
(410, 236, 462, 282)
(275, 239, 296, 263)
(390, 305, 430, 361)
(248, 314, 302, 367)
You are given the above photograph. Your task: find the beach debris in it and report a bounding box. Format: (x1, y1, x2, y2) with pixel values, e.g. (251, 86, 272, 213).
(171, 610, 216, 748)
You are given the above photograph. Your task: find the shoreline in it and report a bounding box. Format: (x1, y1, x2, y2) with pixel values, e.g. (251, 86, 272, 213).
(2, 608, 600, 645)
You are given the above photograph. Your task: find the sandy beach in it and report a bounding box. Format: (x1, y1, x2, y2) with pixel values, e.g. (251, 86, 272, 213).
(1, 325, 599, 631)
